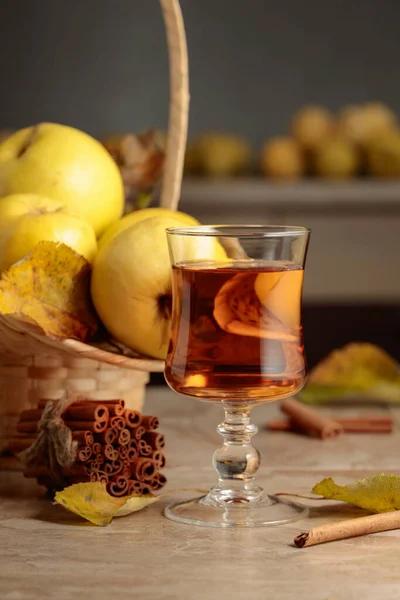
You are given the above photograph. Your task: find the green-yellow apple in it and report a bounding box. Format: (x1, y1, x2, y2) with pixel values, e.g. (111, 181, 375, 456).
(98, 207, 199, 251)
(91, 215, 227, 359)
(0, 193, 97, 271)
(0, 123, 124, 236)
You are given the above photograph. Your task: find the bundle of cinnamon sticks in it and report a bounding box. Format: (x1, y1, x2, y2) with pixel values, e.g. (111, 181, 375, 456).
(10, 398, 166, 497)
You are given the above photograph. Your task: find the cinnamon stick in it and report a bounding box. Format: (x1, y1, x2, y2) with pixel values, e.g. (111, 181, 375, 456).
(138, 483, 152, 495)
(77, 446, 92, 462)
(92, 442, 102, 455)
(110, 416, 126, 431)
(104, 444, 119, 462)
(130, 425, 146, 440)
(107, 476, 129, 497)
(152, 451, 166, 469)
(138, 440, 153, 457)
(131, 458, 156, 482)
(96, 453, 105, 465)
(95, 427, 119, 445)
(63, 404, 109, 423)
(118, 446, 129, 461)
(127, 440, 139, 463)
(122, 460, 132, 478)
(64, 420, 108, 433)
(104, 459, 123, 476)
(92, 400, 125, 417)
(90, 471, 109, 484)
(280, 398, 343, 439)
(124, 409, 142, 428)
(73, 431, 94, 446)
(141, 416, 159, 431)
(118, 428, 131, 446)
(19, 409, 43, 422)
(149, 473, 167, 491)
(267, 416, 393, 435)
(16, 421, 38, 434)
(128, 479, 143, 494)
(143, 432, 165, 449)
(294, 511, 400, 548)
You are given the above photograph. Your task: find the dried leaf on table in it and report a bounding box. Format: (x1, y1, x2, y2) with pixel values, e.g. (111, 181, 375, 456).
(54, 482, 159, 526)
(299, 343, 400, 404)
(312, 474, 400, 513)
(0, 241, 99, 341)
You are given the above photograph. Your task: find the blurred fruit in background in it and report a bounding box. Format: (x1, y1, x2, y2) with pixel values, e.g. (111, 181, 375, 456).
(337, 103, 397, 147)
(313, 137, 360, 179)
(260, 136, 304, 180)
(290, 105, 334, 150)
(184, 101, 400, 180)
(367, 130, 400, 177)
(184, 132, 252, 177)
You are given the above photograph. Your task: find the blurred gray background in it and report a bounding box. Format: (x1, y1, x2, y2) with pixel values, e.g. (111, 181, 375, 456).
(1, 0, 399, 149)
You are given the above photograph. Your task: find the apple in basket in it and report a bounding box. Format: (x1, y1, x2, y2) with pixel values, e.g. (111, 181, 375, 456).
(91, 215, 227, 359)
(0, 123, 124, 236)
(0, 193, 97, 272)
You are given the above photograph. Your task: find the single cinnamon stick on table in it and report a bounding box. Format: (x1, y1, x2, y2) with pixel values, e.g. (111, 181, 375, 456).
(280, 398, 343, 439)
(267, 417, 393, 434)
(294, 510, 400, 548)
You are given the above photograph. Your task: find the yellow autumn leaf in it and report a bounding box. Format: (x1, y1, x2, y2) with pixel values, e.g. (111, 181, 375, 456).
(312, 474, 400, 513)
(115, 495, 159, 517)
(54, 482, 159, 526)
(308, 343, 399, 388)
(0, 241, 98, 341)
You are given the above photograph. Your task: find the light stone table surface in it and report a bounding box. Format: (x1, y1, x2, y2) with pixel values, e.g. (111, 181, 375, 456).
(1, 386, 400, 600)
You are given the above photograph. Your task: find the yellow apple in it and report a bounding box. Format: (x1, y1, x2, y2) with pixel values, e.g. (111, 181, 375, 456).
(0, 193, 97, 271)
(91, 215, 227, 359)
(98, 207, 199, 251)
(0, 123, 124, 236)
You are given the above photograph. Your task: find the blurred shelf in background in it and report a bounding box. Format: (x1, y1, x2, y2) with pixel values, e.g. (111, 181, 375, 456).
(180, 178, 400, 214)
(178, 178, 400, 304)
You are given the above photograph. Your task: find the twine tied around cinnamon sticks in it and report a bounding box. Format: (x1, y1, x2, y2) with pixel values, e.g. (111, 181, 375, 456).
(19, 393, 80, 486)
(11, 396, 167, 497)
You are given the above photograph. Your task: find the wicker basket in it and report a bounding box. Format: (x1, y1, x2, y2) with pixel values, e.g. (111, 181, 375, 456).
(0, 0, 189, 453)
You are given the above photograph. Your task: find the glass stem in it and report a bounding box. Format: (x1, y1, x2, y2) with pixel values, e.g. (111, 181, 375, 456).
(209, 404, 264, 505)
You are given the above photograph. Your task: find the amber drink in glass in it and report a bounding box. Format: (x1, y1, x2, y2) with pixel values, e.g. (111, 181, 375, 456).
(165, 226, 310, 527)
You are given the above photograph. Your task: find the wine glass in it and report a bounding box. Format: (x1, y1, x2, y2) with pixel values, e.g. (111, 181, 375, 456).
(164, 225, 310, 527)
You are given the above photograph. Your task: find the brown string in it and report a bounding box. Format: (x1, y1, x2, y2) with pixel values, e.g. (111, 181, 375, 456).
(18, 393, 84, 486)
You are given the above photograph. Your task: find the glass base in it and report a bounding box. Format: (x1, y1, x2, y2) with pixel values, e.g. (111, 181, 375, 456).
(164, 492, 308, 528)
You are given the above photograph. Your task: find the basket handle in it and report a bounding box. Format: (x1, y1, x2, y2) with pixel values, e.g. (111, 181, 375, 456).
(159, 0, 189, 212)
